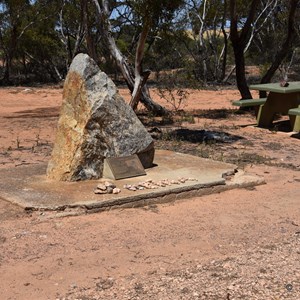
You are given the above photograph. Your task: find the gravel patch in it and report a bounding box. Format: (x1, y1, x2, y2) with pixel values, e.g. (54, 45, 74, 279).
(59, 232, 300, 300)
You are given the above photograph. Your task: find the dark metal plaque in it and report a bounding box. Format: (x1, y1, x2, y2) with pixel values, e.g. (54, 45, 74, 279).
(103, 154, 146, 180)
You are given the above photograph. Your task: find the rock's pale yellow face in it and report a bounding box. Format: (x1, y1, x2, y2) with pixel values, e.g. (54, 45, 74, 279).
(47, 53, 154, 182)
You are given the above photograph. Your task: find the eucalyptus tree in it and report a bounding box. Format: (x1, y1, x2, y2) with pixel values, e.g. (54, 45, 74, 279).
(259, 0, 300, 87)
(229, 0, 262, 99)
(92, 0, 184, 115)
(0, 0, 62, 83)
(228, 0, 299, 99)
(20, 0, 65, 81)
(228, 0, 289, 99)
(56, 0, 102, 67)
(183, 0, 229, 83)
(0, 0, 33, 83)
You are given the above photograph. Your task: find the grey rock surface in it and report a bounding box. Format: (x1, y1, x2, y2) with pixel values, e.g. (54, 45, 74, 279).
(47, 53, 154, 181)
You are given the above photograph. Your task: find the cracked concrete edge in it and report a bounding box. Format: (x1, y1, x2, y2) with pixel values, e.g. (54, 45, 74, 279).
(27, 172, 265, 218)
(21, 179, 226, 211)
(227, 169, 266, 187)
(77, 180, 226, 210)
(0, 192, 29, 209)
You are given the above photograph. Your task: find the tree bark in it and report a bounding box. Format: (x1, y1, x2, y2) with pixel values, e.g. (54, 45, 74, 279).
(92, 0, 168, 116)
(233, 47, 252, 99)
(81, 0, 97, 62)
(229, 0, 260, 99)
(130, 23, 150, 110)
(259, 0, 299, 97)
(220, 0, 228, 81)
(1, 25, 18, 84)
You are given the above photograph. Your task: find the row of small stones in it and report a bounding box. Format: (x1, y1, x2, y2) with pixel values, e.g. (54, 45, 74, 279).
(94, 177, 198, 195)
(94, 181, 121, 195)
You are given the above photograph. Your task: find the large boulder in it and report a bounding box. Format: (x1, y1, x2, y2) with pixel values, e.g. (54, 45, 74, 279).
(47, 53, 154, 181)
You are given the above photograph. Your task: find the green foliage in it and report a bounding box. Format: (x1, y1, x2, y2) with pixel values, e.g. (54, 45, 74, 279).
(0, 0, 299, 86)
(244, 0, 300, 83)
(128, 0, 184, 27)
(156, 86, 190, 112)
(144, 30, 191, 72)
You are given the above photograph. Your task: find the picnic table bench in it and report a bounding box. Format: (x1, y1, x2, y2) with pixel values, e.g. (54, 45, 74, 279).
(232, 98, 267, 120)
(232, 98, 267, 107)
(232, 82, 300, 132)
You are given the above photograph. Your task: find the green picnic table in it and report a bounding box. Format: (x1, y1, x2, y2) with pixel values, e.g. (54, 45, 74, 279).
(249, 82, 300, 132)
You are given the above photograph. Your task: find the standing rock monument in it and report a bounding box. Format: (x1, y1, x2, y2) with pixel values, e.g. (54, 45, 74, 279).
(47, 53, 154, 181)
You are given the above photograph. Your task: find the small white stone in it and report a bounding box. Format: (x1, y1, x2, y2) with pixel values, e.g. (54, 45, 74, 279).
(94, 189, 107, 194)
(170, 180, 180, 184)
(162, 179, 171, 185)
(97, 183, 107, 191)
(150, 185, 159, 189)
(112, 188, 121, 194)
(128, 186, 137, 191)
(188, 177, 198, 181)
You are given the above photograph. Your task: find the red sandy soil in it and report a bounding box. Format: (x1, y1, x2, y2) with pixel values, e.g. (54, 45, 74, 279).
(0, 86, 299, 300)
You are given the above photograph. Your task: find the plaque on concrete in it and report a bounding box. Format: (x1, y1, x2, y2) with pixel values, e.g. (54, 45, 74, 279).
(103, 154, 146, 180)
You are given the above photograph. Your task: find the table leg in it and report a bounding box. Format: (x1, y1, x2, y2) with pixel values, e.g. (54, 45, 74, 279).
(290, 115, 300, 132)
(257, 92, 300, 128)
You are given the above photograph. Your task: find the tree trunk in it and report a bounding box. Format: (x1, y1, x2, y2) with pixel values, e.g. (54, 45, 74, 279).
(233, 46, 252, 99)
(2, 57, 12, 85)
(219, 0, 228, 81)
(130, 23, 150, 110)
(107, 35, 167, 115)
(229, 0, 260, 99)
(1, 27, 18, 84)
(82, 0, 97, 62)
(259, 0, 299, 97)
(92, 0, 168, 116)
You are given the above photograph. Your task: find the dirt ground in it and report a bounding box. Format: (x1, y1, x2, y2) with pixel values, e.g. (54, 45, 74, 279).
(0, 86, 299, 300)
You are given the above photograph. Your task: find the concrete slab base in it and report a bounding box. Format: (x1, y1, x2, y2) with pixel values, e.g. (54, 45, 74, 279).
(0, 150, 265, 213)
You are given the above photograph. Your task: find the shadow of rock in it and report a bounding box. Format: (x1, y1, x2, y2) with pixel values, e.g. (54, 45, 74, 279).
(5, 107, 60, 119)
